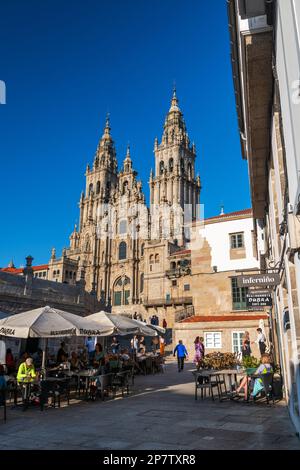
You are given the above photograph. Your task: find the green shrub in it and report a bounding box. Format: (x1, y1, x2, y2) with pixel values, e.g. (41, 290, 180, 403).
(242, 356, 260, 369)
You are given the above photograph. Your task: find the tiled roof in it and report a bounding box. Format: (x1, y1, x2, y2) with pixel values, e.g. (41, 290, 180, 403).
(204, 208, 253, 222)
(182, 314, 268, 323)
(0, 264, 48, 274)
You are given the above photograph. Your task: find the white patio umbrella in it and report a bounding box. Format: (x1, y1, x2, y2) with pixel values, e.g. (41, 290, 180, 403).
(87, 311, 157, 337)
(135, 319, 166, 335)
(0, 306, 113, 367)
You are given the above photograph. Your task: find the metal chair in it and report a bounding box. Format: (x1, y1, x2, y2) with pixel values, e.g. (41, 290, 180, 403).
(254, 373, 275, 405)
(145, 357, 154, 375)
(193, 372, 221, 401)
(95, 373, 114, 401)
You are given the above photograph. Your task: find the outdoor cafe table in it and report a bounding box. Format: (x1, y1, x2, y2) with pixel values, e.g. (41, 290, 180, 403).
(193, 368, 247, 400)
(71, 369, 98, 399)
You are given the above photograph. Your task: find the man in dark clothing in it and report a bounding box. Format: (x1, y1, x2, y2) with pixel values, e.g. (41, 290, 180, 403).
(173, 340, 188, 372)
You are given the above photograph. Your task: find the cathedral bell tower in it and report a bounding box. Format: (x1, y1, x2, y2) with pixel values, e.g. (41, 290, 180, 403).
(149, 89, 201, 241)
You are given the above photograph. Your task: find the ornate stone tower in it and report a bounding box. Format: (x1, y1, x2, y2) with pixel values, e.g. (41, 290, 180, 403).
(149, 89, 201, 242)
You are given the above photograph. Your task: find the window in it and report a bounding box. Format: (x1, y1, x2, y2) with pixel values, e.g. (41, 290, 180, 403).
(184, 284, 190, 291)
(230, 232, 244, 249)
(113, 276, 131, 306)
(160, 161, 164, 175)
(141, 243, 145, 257)
(122, 181, 128, 195)
(43, 272, 46, 278)
(170, 261, 176, 269)
(205, 332, 222, 349)
(169, 158, 174, 173)
(88, 183, 93, 196)
(149, 255, 154, 264)
(119, 241, 127, 260)
(114, 291, 122, 306)
(231, 277, 248, 310)
(124, 290, 130, 305)
(119, 219, 127, 235)
(140, 273, 144, 292)
(96, 181, 100, 194)
(155, 254, 160, 263)
(232, 331, 244, 354)
(172, 280, 177, 287)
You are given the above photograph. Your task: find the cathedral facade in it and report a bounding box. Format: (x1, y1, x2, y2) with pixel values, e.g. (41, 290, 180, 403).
(62, 90, 201, 322)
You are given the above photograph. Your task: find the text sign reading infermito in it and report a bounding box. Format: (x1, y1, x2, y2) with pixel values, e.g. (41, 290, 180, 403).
(237, 273, 280, 288)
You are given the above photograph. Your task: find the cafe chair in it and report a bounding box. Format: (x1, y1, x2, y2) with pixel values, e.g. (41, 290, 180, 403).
(193, 371, 221, 401)
(253, 373, 275, 405)
(95, 373, 114, 401)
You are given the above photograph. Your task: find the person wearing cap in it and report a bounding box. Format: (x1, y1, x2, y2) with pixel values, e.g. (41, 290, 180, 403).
(17, 357, 37, 409)
(17, 357, 37, 383)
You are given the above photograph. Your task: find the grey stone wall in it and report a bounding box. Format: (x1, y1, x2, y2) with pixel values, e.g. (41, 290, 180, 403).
(0, 270, 107, 315)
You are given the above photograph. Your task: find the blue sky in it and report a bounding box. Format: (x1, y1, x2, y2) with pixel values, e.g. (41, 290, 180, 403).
(0, 0, 251, 268)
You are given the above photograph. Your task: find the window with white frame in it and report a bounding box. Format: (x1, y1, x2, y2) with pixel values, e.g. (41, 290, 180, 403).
(232, 331, 244, 354)
(204, 332, 222, 349)
(230, 232, 244, 249)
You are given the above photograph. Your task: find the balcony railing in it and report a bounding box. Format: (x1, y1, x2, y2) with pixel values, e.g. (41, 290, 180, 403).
(166, 267, 191, 279)
(143, 296, 193, 307)
(175, 305, 195, 323)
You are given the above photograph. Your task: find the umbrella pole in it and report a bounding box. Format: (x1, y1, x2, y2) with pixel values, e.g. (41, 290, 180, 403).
(42, 338, 48, 372)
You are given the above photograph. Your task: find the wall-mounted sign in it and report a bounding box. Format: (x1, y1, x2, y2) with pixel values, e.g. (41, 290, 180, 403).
(246, 290, 273, 308)
(237, 273, 280, 288)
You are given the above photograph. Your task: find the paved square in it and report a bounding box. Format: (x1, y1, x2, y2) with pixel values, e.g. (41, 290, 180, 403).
(1, 361, 299, 450)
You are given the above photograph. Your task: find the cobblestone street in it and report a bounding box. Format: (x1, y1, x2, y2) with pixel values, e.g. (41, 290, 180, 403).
(1, 361, 299, 450)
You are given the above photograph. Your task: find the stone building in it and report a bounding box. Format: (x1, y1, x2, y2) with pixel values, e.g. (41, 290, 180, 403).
(228, 0, 300, 433)
(46, 90, 201, 321)
(174, 209, 268, 357)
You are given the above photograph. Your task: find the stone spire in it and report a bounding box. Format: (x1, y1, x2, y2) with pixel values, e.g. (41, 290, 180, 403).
(94, 114, 117, 173)
(123, 144, 132, 173)
(162, 88, 189, 147)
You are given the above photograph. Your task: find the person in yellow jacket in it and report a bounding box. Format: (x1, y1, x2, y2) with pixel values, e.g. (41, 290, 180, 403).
(17, 357, 37, 383)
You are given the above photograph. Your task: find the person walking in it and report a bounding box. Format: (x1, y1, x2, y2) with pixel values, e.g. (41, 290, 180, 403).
(193, 336, 205, 366)
(162, 318, 167, 329)
(173, 340, 188, 372)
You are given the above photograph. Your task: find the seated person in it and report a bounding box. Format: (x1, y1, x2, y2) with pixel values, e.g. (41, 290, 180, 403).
(49, 354, 71, 374)
(17, 357, 37, 384)
(236, 353, 273, 399)
(120, 348, 130, 362)
(93, 343, 105, 367)
(57, 342, 68, 364)
(110, 337, 120, 354)
(5, 348, 15, 374)
(108, 354, 120, 371)
(79, 348, 89, 368)
(70, 351, 84, 371)
(136, 347, 146, 358)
